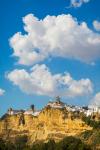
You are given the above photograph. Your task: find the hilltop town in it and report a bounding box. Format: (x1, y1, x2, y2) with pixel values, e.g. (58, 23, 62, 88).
(6, 96, 100, 118)
(0, 97, 100, 149)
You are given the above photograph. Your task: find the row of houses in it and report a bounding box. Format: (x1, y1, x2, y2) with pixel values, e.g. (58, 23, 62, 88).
(7, 105, 40, 117)
(46, 97, 100, 117)
(7, 97, 100, 117)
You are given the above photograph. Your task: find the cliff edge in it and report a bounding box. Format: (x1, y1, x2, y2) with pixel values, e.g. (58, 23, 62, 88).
(0, 105, 92, 144)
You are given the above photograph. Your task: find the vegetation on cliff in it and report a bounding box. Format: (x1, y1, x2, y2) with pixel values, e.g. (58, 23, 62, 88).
(0, 135, 91, 150)
(82, 115, 100, 129)
(80, 129, 100, 150)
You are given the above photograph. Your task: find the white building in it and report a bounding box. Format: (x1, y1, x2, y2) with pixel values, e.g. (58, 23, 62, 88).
(24, 109, 41, 116)
(7, 108, 24, 115)
(47, 98, 65, 109)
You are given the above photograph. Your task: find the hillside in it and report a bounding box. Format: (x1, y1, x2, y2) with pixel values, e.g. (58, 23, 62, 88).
(0, 99, 100, 149)
(0, 103, 92, 144)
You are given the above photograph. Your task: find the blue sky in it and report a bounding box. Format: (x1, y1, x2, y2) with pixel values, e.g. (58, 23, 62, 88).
(0, 0, 100, 116)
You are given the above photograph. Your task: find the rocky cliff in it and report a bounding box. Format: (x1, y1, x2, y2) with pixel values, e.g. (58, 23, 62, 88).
(0, 107, 92, 144)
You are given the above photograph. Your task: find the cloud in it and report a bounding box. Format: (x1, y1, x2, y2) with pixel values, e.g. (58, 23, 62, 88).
(89, 92, 100, 107)
(9, 14, 100, 66)
(70, 0, 90, 8)
(7, 64, 93, 97)
(0, 88, 5, 96)
(93, 20, 100, 31)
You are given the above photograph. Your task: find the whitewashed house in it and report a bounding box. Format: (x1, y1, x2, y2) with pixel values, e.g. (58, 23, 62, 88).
(47, 97, 65, 109)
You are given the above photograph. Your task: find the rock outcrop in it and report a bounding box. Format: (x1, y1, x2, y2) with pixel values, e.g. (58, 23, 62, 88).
(0, 106, 92, 144)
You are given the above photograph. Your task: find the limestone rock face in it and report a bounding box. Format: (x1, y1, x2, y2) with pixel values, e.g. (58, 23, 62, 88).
(0, 107, 92, 143)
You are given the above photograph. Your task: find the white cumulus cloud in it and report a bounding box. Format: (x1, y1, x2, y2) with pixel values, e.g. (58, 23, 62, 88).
(0, 88, 5, 96)
(90, 92, 100, 107)
(9, 14, 100, 66)
(70, 0, 90, 8)
(7, 64, 93, 97)
(93, 20, 100, 31)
